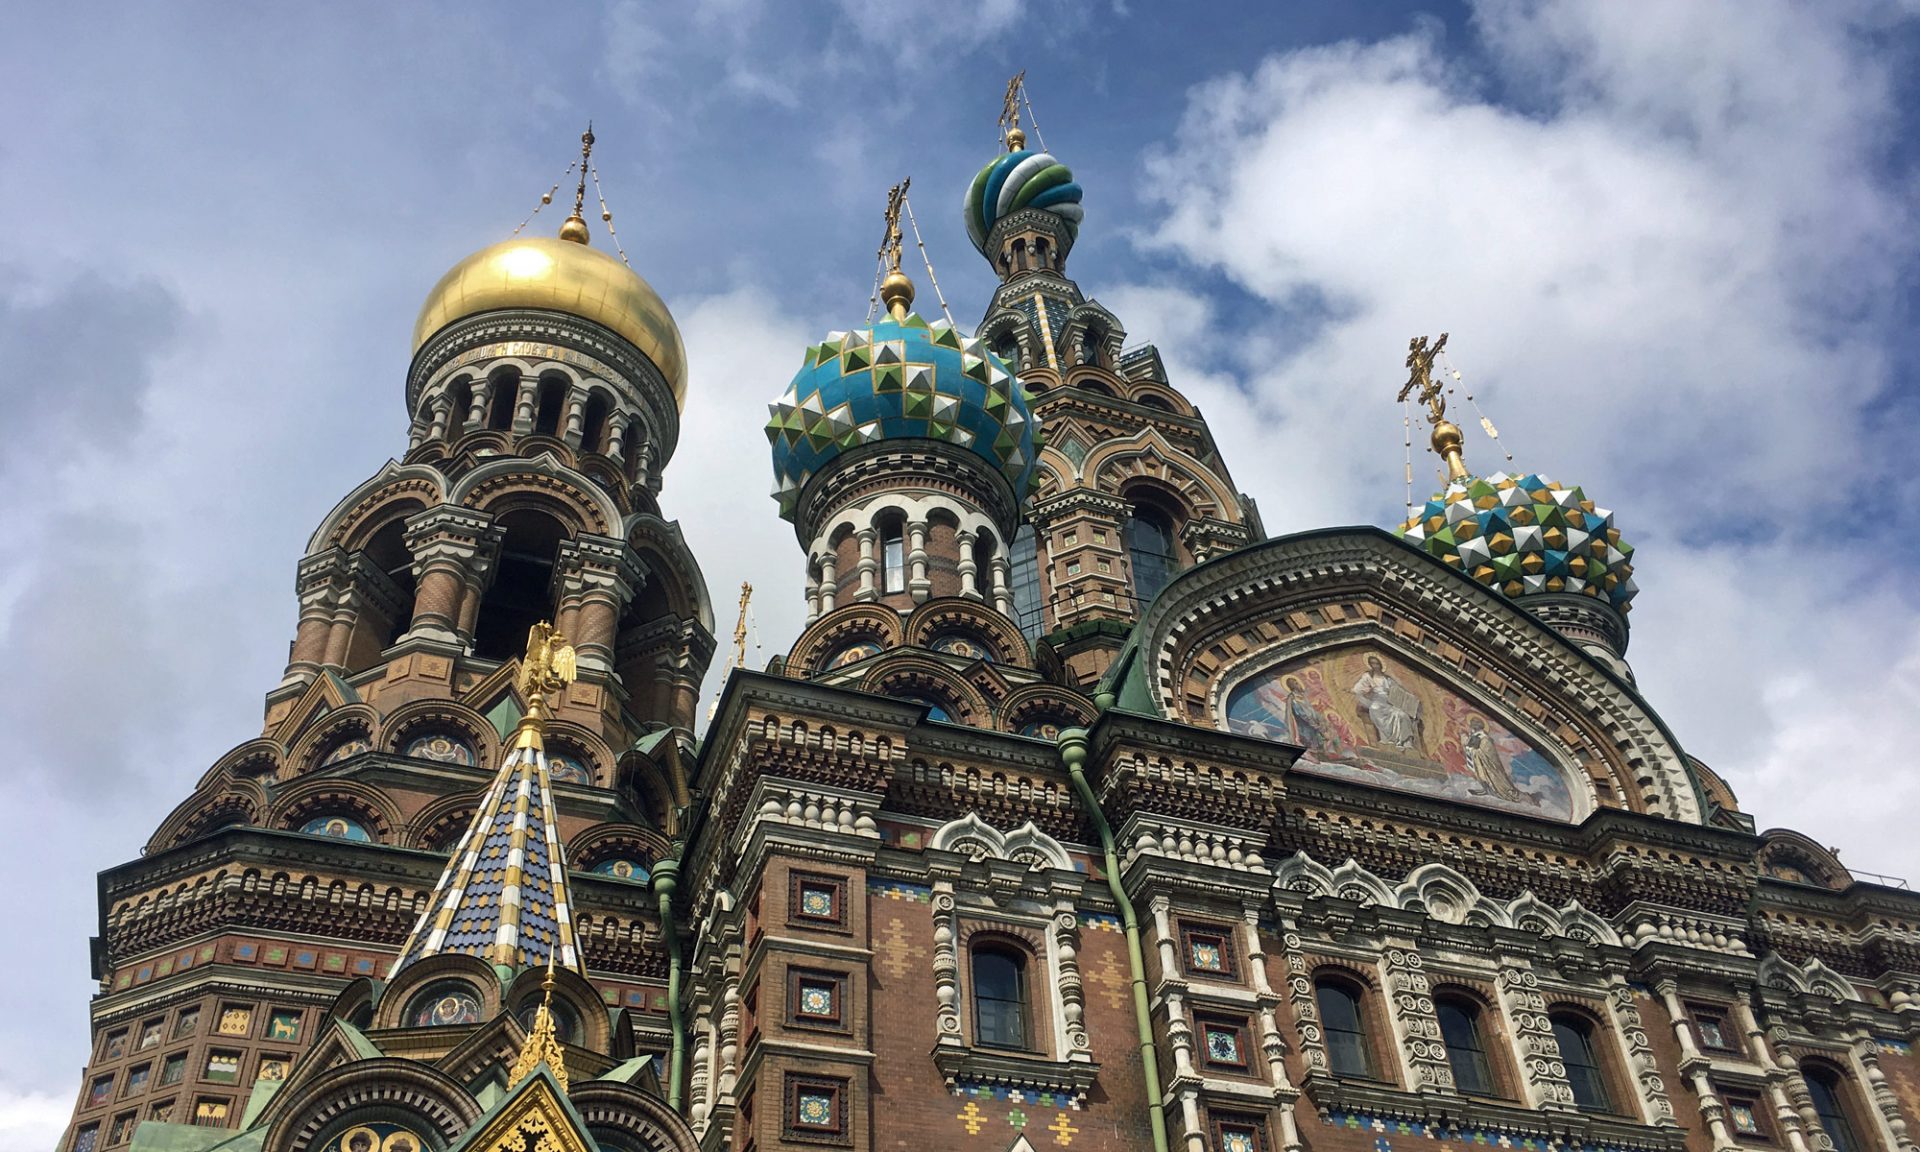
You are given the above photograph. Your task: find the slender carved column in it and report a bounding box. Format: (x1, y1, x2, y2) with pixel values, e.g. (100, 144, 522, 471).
(1052, 906, 1093, 1062)
(1383, 943, 1452, 1090)
(907, 519, 930, 603)
(606, 414, 628, 463)
(513, 375, 537, 433)
(563, 395, 586, 446)
(1851, 1030, 1915, 1150)
(804, 566, 821, 625)
(1146, 898, 1206, 1152)
(854, 528, 877, 601)
(930, 882, 963, 1049)
(956, 528, 980, 599)
(401, 507, 497, 646)
(816, 552, 838, 614)
(1732, 1000, 1812, 1152)
(426, 394, 451, 442)
(1278, 918, 1329, 1076)
(1655, 980, 1738, 1149)
(466, 379, 489, 431)
(1245, 908, 1303, 1152)
(1495, 957, 1575, 1107)
(991, 547, 1014, 617)
(1608, 978, 1678, 1126)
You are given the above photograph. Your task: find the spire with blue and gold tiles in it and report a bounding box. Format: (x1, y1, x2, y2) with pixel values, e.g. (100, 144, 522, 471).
(390, 623, 582, 975)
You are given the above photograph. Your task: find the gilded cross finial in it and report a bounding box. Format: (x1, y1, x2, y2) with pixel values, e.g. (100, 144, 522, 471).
(513, 622, 578, 750)
(1000, 70, 1027, 151)
(879, 178, 916, 320)
(1398, 333, 1470, 481)
(559, 122, 595, 245)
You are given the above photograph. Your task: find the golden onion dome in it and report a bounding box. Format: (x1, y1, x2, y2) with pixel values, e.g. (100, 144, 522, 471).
(411, 234, 688, 410)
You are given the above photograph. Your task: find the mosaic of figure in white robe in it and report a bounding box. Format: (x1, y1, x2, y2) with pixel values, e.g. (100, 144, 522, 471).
(1351, 654, 1423, 752)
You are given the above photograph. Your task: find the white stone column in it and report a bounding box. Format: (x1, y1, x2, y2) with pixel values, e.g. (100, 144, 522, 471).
(606, 414, 629, 463)
(817, 552, 838, 613)
(427, 395, 451, 442)
(466, 379, 490, 430)
(991, 545, 1014, 617)
(563, 395, 586, 446)
(956, 528, 980, 600)
(513, 376, 538, 433)
(907, 519, 930, 603)
(1657, 980, 1739, 1150)
(1733, 1000, 1813, 1152)
(854, 528, 877, 601)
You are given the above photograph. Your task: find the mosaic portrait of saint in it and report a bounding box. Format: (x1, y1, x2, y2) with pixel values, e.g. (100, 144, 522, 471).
(1224, 647, 1576, 821)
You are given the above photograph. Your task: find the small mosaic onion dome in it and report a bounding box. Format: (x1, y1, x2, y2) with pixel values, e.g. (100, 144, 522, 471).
(767, 312, 1040, 520)
(963, 145, 1084, 255)
(1396, 472, 1638, 611)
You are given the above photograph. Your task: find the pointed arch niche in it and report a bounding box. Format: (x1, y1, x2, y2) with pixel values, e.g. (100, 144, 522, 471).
(1218, 641, 1591, 822)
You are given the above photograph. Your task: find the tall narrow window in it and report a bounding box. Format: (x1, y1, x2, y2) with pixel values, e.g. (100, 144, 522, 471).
(580, 394, 611, 453)
(1437, 997, 1494, 1096)
(1009, 525, 1042, 640)
(487, 371, 517, 429)
(1127, 503, 1178, 605)
(534, 377, 567, 436)
(1804, 1065, 1863, 1152)
(1551, 1013, 1612, 1112)
(971, 946, 1027, 1050)
(881, 522, 906, 594)
(1315, 979, 1373, 1078)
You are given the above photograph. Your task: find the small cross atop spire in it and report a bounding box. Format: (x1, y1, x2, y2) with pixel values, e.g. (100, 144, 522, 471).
(879, 178, 916, 319)
(559, 123, 595, 244)
(1000, 71, 1028, 151)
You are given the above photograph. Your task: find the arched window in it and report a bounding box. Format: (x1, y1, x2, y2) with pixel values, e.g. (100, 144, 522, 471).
(406, 980, 483, 1027)
(1551, 1012, 1613, 1112)
(1436, 996, 1494, 1096)
(1314, 977, 1374, 1078)
(533, 377, 568, 437)
(881, 520, 906, 594)
(580, 394, 611, 453)
(971, 945, 1028, 1050)
(472, 510, 567, 661)
(1804, 1063, 1865, 1152)
(446, 379, 473, 438)
(515, 996, 579, 1044)
(487, 370, 518, 430)
(1127, 502, 1179, 605)
(300, 815, 372, 842)
(1009, 525, 1042, 641)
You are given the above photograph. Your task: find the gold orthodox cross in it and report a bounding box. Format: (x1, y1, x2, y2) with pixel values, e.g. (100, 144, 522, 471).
(1000, 71, 1026, 149)
(1398, 332, 1450, 421)
(882, 178, 909, 273)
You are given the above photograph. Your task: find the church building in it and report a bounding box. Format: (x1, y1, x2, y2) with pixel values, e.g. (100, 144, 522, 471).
(58, 96, 1920, 1152)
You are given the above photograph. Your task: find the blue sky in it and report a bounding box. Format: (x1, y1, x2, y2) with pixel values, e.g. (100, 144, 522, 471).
(4, 2, 1920, 1144)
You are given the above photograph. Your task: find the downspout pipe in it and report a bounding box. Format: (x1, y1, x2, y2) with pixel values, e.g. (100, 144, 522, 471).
(1060, 724, 1171, 1152)
(652, 854, 688, 1110)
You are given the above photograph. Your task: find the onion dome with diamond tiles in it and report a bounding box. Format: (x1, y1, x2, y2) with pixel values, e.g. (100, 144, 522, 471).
(1396, 472, 1638, 612)
(963, 146, 1084, 254)
(767, 312, 1040, 520)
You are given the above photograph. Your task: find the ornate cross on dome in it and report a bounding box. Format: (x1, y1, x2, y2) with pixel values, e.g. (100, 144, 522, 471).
(878, 179, 917, 319)
(1000, 70, 1027, 150)
(1398, 332, 1470, 481)
(559, 123, 595, 244)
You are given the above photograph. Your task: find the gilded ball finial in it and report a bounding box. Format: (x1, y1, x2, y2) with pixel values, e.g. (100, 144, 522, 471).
(1007, 126, 1026, 151)
(880, 269, 915, 319)
(558, 212, 591, 244)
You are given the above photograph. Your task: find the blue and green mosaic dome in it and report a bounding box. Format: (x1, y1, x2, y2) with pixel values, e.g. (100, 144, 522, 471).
(1396, 472, 1637, 612)
(964, 148, 1084, 255)
(767, 312, 1040, 521)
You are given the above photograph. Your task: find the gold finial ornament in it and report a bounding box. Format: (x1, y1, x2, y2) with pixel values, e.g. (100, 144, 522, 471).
(559, 123, 595, 245)
(508, 954, 570, 1091)
(1000, 70, 1027, 151)
(513, 622, 578, 750)
(879, 178, 916, 319)
(1398, 332, 1470, 481)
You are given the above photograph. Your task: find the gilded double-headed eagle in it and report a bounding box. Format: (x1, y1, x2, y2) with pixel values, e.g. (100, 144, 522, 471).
(517, 622, 578, 700)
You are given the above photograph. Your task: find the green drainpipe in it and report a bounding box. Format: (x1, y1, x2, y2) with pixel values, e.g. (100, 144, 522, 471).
(651, 855, 687, 1110)
(1060, 724, 1171, 1152)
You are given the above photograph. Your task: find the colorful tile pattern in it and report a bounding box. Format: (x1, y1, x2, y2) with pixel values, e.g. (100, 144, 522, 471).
(1324, 1109, 1652, 1152)
(767, 313, 1038, 519)
(390, 741, 579, 974)
(1396, 472, 1636, 611)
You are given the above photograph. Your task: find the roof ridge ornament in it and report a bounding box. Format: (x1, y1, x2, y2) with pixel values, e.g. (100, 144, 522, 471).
(509, 952, 570, 1092)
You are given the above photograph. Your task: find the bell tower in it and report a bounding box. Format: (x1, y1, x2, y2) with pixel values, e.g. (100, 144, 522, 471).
(969, 78, 1264, 685)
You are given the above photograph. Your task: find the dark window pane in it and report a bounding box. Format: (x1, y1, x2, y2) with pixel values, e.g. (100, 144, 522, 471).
(882, 529, 905, 593)
(1806, 1068, 1860, 1152)
(1438, 1000, 1493, 1096)
(1552, 1016, 1611, 1112)
(1315, 982, 1372, 1078)
(1127, 506, 1177, 605)
(973, 950, 1027, 1050)
(1010, 526, 1042, 640)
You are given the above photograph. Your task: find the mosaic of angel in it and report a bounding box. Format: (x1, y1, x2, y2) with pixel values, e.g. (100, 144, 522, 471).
(1223, 647, 1575, 821)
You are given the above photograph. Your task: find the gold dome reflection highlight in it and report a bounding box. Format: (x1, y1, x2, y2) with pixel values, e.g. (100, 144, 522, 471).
(412, 236, 688, 410)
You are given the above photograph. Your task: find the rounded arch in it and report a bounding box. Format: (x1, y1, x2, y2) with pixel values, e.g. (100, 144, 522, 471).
(568, 1081, 701, 1152)
(905, 597, 1032, 669)
(1125, 381, 1195, 416)
(380, 700, 498, 769)
(787, 603, 905, 678)
(1083, 428, 1238, 522)
(406, 788, 488, 853)
(286, 706, 382, 777)
(196, 737, 285, 790)
(860, 657, 989, 726)
(374, 953, 505, 1031)
(504, 962, 613, 1053)
(452, 454, 620, 537)
(270, 777, 402, 844)
(567, 824, 669, 878)
(623, 514, 715, 633)
(262, 1057, 483, 1152)
(309, 464, 449, 554)
(148, 783, 268, 852)
(1758, 829, 1852, 890)
(1000, 684, 1096, 740)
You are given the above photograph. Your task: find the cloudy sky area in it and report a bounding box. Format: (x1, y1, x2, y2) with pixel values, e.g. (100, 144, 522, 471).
(4, 0, 1919, 1143)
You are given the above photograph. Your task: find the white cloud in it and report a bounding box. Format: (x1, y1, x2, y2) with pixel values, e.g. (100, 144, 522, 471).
(1126, 0, 1920, 875)
(0, 1087, 73, 1152)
